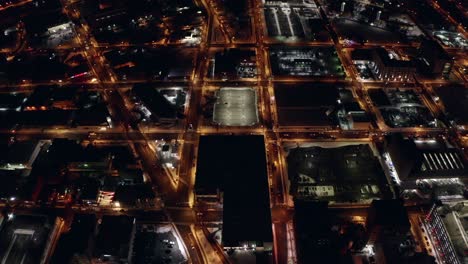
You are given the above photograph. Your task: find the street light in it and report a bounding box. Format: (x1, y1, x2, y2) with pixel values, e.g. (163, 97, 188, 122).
(7, 213, 14, 221)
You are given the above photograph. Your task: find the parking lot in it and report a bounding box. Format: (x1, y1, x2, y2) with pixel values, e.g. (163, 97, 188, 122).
(213, 87, 258, 126)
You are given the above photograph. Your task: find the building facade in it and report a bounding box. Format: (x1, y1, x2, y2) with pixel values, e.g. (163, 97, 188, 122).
(371, 48, 416, 82)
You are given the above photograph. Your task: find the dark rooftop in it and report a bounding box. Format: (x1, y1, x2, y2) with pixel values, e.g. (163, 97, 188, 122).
(0, 93, 27, 110)
(286, 144, 390, 202)
(196, 136, 272, 246)
(419, 39, 451, 61)
(386, 135, 468, 179)
(0, 214, 54, 264)
(368, 89, 391, 107)
(434, 85, 468, 124)
(73, 103, 110, 127)
(94, 215, 133, 258)
(132, 84, 179, 120)
(351, 49, 373, 61)
(368, 199, 410, 228)
(0, 140, 39, 166)
(50, 214, 96, 263)
(374, 48, 414, 68)
(0, 170, 27, 199)
(274, 83, 340, 127)
(294, 200, 347, 264)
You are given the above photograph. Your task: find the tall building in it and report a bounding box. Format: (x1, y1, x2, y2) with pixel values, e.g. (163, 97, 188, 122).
(417, 39, 453, 78)
(366, 199, 411, 264)
(371, 48, 416, 82)
(293, 200, 333, 264)
(385, 135, 468, 191)
(367, 199, 410, 244)
(195, 136, 273, 251)
(425, 203, 465, 264)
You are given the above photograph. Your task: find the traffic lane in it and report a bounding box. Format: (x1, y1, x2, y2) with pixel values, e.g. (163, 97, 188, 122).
(177, 224, 204, 264)
(273, 222, 288, 264)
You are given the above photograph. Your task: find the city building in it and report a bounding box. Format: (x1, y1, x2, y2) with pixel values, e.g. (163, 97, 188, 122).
(417, 39, 453, 78)
(0, 214, 64, 264)
(284, 143, 389, 204)
(0, 93, 27, 112)
(30, 139, 149, 207)
(195, 136, 273, 253)
(367, 199, 410, 244)
(425, 202, 467, 264)
(269, 46, 345, 77)
(0, 0, 467, 262)
(368, 88, 438, 128)
(22, 10, 75, 48)
(0, 140, 44, 170)
(433, 30, 468, 49)
(384, 135, 468, 199)
(338, 101, 371, 130)
(274, 83, 368, 130)
(263, 0, 330, 42)
(366, 199, 412, 264)
(293, 200, 333, 264)
(93, 215, 134, 263)
(131, 84, 187, 123)
(433, 84, 468, 130)
(209, 49, 257, 80)
(17, 87, 111, 129)
(370, 48, 416, 82)
(104, 47, 195, 81)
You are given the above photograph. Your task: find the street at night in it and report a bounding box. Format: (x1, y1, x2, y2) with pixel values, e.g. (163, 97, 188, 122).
(0, 0, 467, 263)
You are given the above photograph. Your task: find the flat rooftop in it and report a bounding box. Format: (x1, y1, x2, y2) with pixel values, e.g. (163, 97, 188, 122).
(196, 136, 272, 246)
(0, 214, 53, 264)
(212, 49, 256, 79)
(213, 87, 258, 127)
(436, 202, 468, 262)
(0, 93, 27, 110)
(263, 0, 330, 42)
(0, 170, 28, 199)
(369, 199, 410, 227)
(434, 85, 468, 125)
(269, 46, 345, 77)
(94, 215, 133, 258)
(285, 143, 390, 203)
(333, 19, 402, 43)
(79, 0, 204, 45)
(274, 83, 339, 127)
(0, 140, 40, 167)
(294, 200, 334, 264)
(386, 136, 468, 180)
(132, 84, 184, 120)
(368, 88, 437, 128)
(103, 47, 195, 81)
(50, 214, 96, 263)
